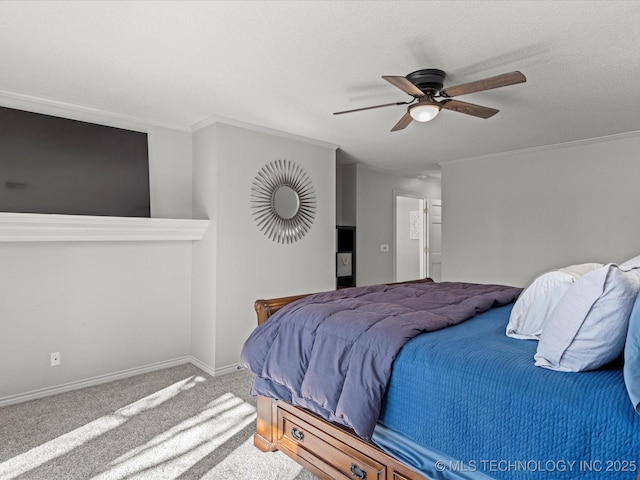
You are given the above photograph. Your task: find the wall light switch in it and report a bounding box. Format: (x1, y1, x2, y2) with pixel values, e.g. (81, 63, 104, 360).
(380, 244, 389, 252)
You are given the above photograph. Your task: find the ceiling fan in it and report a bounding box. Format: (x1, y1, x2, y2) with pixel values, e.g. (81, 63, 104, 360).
(333, 69, 526, 131)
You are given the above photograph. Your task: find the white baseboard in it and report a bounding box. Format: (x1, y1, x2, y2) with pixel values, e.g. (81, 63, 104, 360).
(0, 356, 244, 408)
(187, 356, 241, 378)
(214, 362, 243, 377)
(187, 356, 216, 377)
(0, 356, 191, 408)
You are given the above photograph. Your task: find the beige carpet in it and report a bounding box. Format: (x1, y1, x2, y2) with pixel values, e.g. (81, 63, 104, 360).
(0, 364, 318, 480)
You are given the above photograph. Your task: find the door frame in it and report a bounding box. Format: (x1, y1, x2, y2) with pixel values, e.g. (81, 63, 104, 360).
(426, 198, 442, 282)
(392, 190, 427, 283)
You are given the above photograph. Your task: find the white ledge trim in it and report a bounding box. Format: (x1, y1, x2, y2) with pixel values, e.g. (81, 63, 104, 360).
(0, 212, 209, 242)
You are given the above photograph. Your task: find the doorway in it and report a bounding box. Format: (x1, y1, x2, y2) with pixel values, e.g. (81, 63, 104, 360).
(393, 192, 442, 282)
(427, 198, 442, 282)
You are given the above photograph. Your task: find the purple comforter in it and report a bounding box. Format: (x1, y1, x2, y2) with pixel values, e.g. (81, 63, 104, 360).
(240, 281, 522, 440)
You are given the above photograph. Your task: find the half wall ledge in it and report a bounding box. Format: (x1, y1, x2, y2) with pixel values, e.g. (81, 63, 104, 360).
(0, 212, 209, 242)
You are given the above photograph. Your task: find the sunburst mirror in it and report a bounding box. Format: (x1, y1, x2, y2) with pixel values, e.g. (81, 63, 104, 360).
(250, 159, 316, 244)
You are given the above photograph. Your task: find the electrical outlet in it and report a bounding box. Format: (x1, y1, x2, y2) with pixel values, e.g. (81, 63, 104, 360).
(50, 352, 61, 367)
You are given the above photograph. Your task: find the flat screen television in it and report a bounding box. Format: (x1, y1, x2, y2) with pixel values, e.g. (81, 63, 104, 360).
(0, 105, 150, 217)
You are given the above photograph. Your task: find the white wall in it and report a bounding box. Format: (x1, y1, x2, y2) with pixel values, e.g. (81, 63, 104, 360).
(344, 165, 440, 286)
(441, 132, 640, 287)
(0, 93, 338, 400)
(192, 122, 337, 371)
(191, 124, 219, 371)
(0, 104, 195, 399)
(0, 242, 193, 398)
(0, 93, 338, 401)
(148, 126, 194, 218)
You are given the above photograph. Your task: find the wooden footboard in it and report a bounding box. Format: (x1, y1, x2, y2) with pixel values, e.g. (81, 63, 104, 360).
(252, 279, 433, 480)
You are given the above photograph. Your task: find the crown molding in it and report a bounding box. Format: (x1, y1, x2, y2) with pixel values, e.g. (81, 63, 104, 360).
(191, 114, 339, 151)
(0, 213, 209, 242)
(440, 130, 640, 167)
(0, 88, 191, 133)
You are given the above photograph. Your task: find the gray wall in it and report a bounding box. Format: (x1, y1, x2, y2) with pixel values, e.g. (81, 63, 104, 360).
(191, 123, 220, 371)
(339, 164, 441, 286)
(1, 111, 337, 402)
(0, 106, 194, 399)
(192, 122, 337, 371)
(441, 132, 640, 287)
(338, 164, 357, 227)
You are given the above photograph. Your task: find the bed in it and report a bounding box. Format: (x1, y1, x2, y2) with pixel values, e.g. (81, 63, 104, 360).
(240, 271, 640, 480)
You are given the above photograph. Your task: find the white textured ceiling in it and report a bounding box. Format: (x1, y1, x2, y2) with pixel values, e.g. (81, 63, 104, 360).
(1, 1, 639, 176)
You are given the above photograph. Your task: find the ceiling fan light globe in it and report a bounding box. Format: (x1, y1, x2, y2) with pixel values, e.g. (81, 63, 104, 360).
(409, 104, 440, 122)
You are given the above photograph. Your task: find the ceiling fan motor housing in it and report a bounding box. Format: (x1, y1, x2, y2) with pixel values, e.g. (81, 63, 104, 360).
(406, 69, 446, 94)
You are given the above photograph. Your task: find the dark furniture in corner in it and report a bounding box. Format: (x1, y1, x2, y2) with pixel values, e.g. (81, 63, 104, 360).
(336, 225, 355, 289)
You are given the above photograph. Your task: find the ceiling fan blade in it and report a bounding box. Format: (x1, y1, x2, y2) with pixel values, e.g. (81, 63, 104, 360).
(440, 71, 526, 98)
(382, 76, 425, 97)
(391, 111, 413, 132)
(333, 101, 409, 115)
(440, 99, 499, 119)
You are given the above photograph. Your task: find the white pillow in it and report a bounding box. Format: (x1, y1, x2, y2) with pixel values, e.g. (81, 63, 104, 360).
(506, 263, 602, 340)
(557, 262, 605, 278)
(624, 293, 640, 414)
(621, 254, 640, 268)
(534, 264, 640, 372)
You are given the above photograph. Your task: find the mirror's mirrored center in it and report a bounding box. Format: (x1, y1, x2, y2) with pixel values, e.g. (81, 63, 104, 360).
(273, 185, 300, 220)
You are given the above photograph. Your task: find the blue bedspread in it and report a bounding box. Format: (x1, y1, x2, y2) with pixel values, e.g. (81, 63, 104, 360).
(378, 304, 640, 480)
(241, 282, 521, 440)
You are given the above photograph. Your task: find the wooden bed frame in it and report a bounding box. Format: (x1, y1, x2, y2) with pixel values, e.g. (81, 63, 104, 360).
(251, 279, 433, 480)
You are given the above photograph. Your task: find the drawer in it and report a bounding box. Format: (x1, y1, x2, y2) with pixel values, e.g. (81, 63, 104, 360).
(277, 409, 385, 480)
(393, 473, 412, 480)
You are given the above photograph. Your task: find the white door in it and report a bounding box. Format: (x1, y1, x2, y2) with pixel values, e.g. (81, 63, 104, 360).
(394, 194, 425, 282)
(427, 199, 442, 282)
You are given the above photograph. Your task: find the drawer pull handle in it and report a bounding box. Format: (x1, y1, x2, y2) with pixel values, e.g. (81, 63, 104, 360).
(290, 427, 304, 442)
(350, 463, 367, 479)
